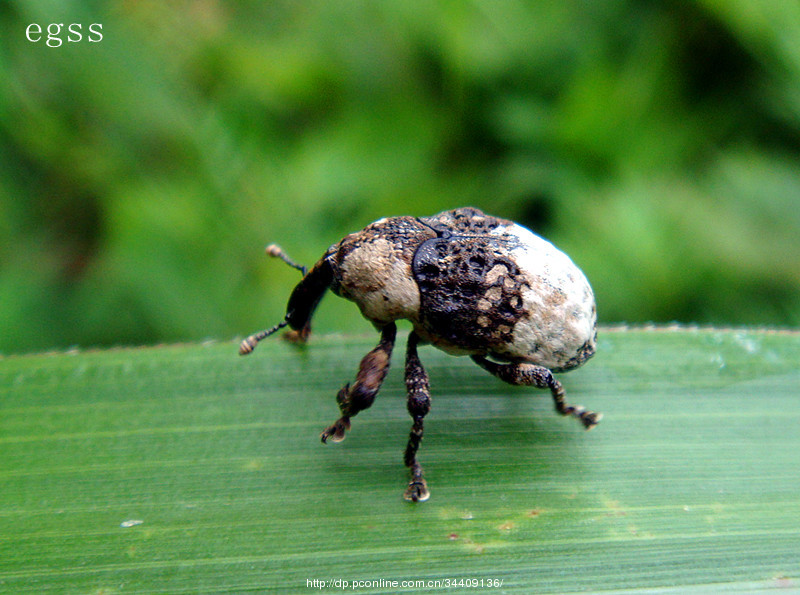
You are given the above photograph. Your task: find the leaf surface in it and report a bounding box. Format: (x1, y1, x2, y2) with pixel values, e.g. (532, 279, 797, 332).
(1, 328, 799, 592)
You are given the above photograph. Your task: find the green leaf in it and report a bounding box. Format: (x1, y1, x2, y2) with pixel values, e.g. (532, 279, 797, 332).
(1, 328, 799, 593)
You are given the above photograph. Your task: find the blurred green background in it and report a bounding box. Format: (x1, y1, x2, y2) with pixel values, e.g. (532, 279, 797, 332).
(1, 0, 799, 355)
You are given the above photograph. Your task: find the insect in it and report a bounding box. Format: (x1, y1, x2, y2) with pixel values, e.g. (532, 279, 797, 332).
(240, 207, 600, 502)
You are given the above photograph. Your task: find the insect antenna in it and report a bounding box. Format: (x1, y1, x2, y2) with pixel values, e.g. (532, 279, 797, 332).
(265, 244, 307, 275)
(239, 319, 289, 355)
(239, 244, 309, 356)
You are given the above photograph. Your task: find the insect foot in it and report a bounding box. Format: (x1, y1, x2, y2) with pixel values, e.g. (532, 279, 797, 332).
(320, 415, 350, 443)
(563, 407, 603, 430)
(403, 462, 430, 502)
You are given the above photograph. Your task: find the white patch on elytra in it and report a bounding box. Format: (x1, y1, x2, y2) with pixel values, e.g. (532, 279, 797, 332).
(491, 224, 596, 369)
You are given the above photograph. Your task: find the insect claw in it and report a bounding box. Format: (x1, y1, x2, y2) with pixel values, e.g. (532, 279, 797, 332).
(404, 463, 430, 502)
(320, 416, 350, 443)
(404, 479, 430, 502)
(581, 411, 603, 430)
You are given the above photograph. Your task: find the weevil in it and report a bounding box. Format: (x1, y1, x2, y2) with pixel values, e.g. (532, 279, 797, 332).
(240, 207, 600, 502)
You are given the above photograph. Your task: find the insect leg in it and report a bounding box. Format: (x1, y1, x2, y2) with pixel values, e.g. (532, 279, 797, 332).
(403, 332, 431, 502)
(320, 322, 396, 443)
(471, 356, 602, 429)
